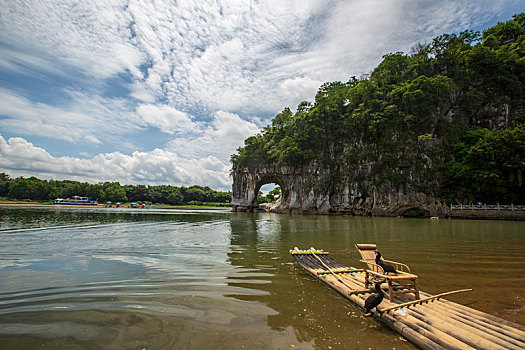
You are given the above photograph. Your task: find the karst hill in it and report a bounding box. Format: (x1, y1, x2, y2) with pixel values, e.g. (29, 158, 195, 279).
(231, 14, 525, 216)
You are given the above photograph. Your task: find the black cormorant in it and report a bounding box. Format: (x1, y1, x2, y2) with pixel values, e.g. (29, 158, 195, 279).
(375, 250, 397, 275)
(364, 282, 384, 316)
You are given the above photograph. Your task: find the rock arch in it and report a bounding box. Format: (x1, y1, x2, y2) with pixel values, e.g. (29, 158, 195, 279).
(254, 176, 284, 207)
(231, 163, 448, 216)
(231, 167, 291, 212)
(397, 206, 430, 217)
(231, 164, 332, 213)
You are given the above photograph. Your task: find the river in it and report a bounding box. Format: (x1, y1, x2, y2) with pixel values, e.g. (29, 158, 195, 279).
(0, 206, 524, 349)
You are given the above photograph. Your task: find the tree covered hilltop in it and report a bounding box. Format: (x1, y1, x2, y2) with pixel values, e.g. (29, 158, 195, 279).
(232, 14, 525, 206)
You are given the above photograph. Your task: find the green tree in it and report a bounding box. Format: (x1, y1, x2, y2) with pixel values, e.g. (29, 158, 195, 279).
(232, 13, 525, 205)
(8, 178, 32, 199)
(102, 183, 127, 202)
(167, 190, 184, 205)
(0, 173, 12, 197)
(127, 184, 149, 202)
(267, 187, 281, 202)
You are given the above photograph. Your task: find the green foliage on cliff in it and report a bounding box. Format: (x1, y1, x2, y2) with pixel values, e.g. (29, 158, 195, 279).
(232, 14, 525, 204)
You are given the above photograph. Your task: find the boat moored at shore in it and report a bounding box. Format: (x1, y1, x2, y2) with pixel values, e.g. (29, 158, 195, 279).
(54, 196, 98, 206)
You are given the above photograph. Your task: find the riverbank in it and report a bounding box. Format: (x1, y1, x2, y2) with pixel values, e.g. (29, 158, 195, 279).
(448, 209, 525, 221)
(0, 202, 230, 210)
(3, 202, 524, 220)
(0, 202, 53, 206)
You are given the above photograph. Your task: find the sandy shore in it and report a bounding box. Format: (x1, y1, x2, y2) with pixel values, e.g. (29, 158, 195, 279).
(0, 202, 55, 207)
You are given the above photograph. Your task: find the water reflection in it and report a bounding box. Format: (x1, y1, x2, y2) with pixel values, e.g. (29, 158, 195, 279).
(0, 207, 523, 349)
(227, 212, 525, 348)
(0, 207, 306, 349)
(227, 213, 417, 349)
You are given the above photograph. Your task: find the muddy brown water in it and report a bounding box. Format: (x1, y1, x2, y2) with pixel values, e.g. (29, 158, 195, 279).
(0, 206, 523, 349)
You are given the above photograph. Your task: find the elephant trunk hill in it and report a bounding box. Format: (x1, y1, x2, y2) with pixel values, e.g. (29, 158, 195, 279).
(231, 14, 525, 216)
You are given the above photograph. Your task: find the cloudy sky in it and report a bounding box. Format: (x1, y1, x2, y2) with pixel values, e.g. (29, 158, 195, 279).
(0, 0, 523, 191)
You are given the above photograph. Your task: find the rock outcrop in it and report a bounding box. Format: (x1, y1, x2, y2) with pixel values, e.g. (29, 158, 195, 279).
(231, 161, 448, 217)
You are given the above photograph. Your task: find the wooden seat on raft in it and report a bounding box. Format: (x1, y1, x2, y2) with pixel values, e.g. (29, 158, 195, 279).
(355, 243, 420, 302)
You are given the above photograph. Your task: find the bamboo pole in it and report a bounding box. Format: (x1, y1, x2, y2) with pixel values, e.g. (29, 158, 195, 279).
(303, 264, 448, 350)
(409, 303, 497, 349)
(412, 302, 523, 350)
(293, 252, 451, 350)
(379, 293, 482, 348)
(395, 289, 525, 348)
(307, 247, 357, 291)
(416, 298, 525, 345)
(387, 319, 447, 350)
(445, 301, 525, 337)
(303, 261, 467, 349)
(415, 291, 525, 341)
(303, 254, 325, 270)
(381, 289, 473, 313)
(444, 310, 525, 349)
(331, 280, 474, 350)
(347, 288, 374, 295)
(395, 314, 476, 350)
(419, 290, 525, 333)
(406, 306, 503, 350)
(291, 249, 525, 350)
(321, 272, 364, 297)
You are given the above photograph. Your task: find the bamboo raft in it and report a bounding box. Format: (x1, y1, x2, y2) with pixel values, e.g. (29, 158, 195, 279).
(290, 247, 525, 350)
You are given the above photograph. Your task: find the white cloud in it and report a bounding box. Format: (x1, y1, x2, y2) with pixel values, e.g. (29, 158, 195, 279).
(0, 90, 259, 187)
(0, 135, 231, 190)
(2, 0, 520, 115)
(279, 77, 323, 108)
(137, 104, 197, 135)
(270, 0, 514, 86)
(0, 44, 67, 79)
(127, 0, 522, 113)
(0, 0, 523, 188)
(0, 88, 143, 145)
(84, 135, 103, 145)
(166, 110, 261, 161)
(129, 82, 156, 103)
(0, 0, 144, 80)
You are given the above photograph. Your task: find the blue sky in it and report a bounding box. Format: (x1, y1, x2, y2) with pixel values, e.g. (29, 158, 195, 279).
(0, 0, 523, 191)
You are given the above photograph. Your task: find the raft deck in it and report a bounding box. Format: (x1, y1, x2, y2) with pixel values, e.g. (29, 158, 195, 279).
(291, 248, 525, 350)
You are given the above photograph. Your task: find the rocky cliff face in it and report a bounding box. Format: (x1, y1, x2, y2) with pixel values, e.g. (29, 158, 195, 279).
(231, 16, 525, 213)
(231, 156, 448, 217)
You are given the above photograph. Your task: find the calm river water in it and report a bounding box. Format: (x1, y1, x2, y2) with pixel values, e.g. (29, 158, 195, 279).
(0, 206, 524, 349)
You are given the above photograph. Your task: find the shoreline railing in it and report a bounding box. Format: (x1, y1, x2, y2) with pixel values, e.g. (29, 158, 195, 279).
(450, 203, 525, 211)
